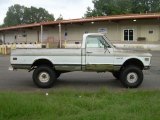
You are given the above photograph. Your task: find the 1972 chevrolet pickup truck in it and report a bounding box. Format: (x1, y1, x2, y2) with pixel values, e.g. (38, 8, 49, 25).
(9, 33, 152, 88)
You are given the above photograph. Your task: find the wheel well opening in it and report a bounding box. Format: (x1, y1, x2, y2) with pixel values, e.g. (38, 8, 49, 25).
(122, 59, 144, 70)
(32, 59, 53, 68)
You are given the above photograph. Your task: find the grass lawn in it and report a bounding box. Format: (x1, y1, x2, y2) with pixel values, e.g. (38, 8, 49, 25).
(0, 89, 160, 120)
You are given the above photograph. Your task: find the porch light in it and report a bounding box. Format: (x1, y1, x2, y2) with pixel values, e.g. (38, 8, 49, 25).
(133, 19, 137, 22)
(91, 22, 94, 24)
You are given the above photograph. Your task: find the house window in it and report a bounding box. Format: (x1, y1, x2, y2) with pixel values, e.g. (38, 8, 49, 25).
(124, 29, 134, 41)
(149, 30, 153, 34)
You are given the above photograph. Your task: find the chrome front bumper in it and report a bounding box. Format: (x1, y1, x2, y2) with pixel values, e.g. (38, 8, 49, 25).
(144, 66, 150, 70)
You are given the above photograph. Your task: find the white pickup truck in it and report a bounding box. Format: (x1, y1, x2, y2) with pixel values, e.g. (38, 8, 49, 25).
(9, 33, 152, 88)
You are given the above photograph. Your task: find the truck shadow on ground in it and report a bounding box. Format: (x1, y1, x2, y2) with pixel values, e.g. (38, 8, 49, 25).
(54, 78, 122, 89)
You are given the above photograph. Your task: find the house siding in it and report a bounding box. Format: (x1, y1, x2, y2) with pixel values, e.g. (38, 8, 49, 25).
(0, 19, 160, 44)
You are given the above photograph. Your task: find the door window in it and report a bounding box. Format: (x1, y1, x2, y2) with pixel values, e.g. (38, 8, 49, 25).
(86, 36, 110, 48)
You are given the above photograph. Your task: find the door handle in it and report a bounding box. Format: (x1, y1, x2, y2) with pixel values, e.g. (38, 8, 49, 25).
(86, 51, 93, 54)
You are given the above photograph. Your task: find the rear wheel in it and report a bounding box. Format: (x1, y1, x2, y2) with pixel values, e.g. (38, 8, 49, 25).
(33, 66, 56, 88)
(120, 66, 143, 88)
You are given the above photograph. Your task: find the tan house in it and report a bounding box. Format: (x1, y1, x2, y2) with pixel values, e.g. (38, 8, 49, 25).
(0, 13, 160, 47)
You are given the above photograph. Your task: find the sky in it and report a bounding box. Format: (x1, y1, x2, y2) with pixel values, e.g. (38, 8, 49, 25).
(0, 0, 94, 25)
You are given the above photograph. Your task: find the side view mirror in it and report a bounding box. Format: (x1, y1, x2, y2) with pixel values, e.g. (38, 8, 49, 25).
(104, 45, 111, 49)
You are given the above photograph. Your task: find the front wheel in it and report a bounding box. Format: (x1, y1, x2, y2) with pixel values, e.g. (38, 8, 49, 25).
(120, 66, 143, 88)
(33, 66, 56, 88)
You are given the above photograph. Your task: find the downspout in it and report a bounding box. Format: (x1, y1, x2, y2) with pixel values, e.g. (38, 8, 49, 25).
(117, 23, 119, 42)
(1, 35, 3, 44)
(59, 23, 62, 48)
(3, 34, 5, 44)
(40, 25, 43, 43)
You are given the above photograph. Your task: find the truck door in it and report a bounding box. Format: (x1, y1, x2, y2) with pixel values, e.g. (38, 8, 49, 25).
(85, 35, 114, 72)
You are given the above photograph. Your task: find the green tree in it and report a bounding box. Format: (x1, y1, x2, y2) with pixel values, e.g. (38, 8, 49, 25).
(3, 4, 55, 27)
(132, 0, 160, 13)
(117, 0, 132, 14)
(85, 0, 160, 17)
(4, 4, 25, 26)
(56, 14, 63, 21)
(84, 7, 99, 17)
(23, 6, 54, 24)
(85, 0, 132, 17)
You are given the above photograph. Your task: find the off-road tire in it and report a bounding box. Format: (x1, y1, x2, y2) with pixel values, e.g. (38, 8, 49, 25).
(33, 66, 56, 88)
(120, 66, 143, 88)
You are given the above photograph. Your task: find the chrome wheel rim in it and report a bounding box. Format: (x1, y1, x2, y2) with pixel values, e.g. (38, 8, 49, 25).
(39, 72, 50, 83)
(127, 72, 138, 84)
